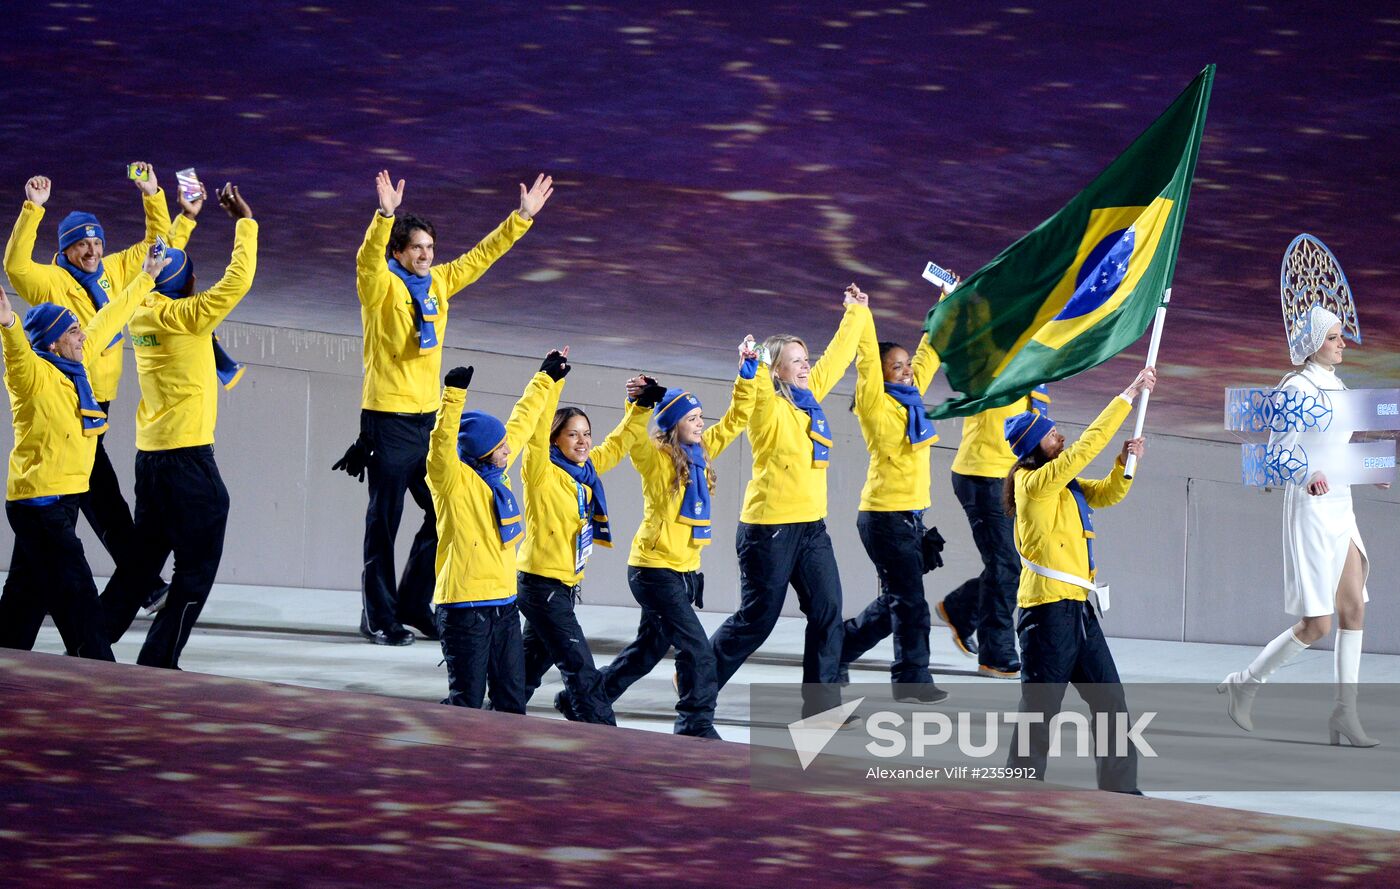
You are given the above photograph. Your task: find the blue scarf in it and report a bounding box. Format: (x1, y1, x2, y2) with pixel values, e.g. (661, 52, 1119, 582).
(787, 386, 832, 467)
(549, 445, 612, 547)
(387, 258, 439, 351)
(54, 254, 122, 350)
(469, 460, 522, 547)
(883, 382, 938, 448)
(1067, 480, 1095, 572)
(675, 441, 712, 545)
(37, 351, 107, 436)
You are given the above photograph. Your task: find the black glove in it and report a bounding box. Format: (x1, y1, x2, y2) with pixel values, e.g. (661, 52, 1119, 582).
(540, 350, 570, 381)
(331, 437, 371, 483)
(445, 365, 473, 390)
(920, 525, 946, 573)
(634, 375, 667, 408)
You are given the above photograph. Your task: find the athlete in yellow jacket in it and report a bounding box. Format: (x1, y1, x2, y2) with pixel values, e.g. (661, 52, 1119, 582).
(516, 363, 654, 725)
(939, 383, 1052, 679)
(1003, 367, 1155, 793)
(348, 169, 553, 647)
(427, 356, 557, 711)
(4, 167, 173, 613)
(590, 337, 760, 738)
(0, 248, 162, 660)
(101, 185, 259, 670)
(710, 285, 871, 719)
(839, 299, 948, 702)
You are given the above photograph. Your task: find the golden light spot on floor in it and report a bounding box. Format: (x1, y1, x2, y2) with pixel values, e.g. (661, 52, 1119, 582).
(1295, 127, 1326, 135)
(519, 269, 566, 283)
(155, 767, 198, 784)
(239, 112, 265, 119)
(699, 122, 770, 134)
(824, 20, 850, 27)
(178, 832, 261, 848)
(915, 84, 945, 91)
(618, 26, 655, 33)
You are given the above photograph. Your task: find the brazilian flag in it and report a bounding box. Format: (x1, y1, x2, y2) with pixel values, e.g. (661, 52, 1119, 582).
(924, 64, 1214, 419)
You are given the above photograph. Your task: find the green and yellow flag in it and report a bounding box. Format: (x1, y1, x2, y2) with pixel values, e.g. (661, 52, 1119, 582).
(924, 64, 1214, 419)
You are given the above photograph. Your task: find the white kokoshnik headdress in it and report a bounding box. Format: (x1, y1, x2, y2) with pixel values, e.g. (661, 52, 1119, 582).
(1281, 234, 1360, 365)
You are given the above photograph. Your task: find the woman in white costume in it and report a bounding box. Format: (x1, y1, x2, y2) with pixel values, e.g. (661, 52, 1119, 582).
(1218, 305, 1385, 746)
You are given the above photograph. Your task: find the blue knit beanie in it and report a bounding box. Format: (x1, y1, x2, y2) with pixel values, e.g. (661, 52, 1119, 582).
(57, 212, 104, 252)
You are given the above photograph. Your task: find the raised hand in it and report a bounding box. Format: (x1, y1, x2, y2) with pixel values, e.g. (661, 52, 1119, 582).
(625, 374, 647, 401)
(1119, 437, 1145, 465)
(1123, 366, 1158, 401)
(376, 169, 404, 216)
(142, 242, 172, 278)
(130, 162, 159, 196)
(24, 175, 51, 207)
(843, 282, 869, 307)
(518, 173, 554, 221)
(445, 365, 474, 390)
(739, 334, 759, 362)
(634, 375, 667, 408)
(0, 281, 13, 328)
(540, 346, 570, 381)
(179, 178, 208, 219)
(218, 183, 253, 220)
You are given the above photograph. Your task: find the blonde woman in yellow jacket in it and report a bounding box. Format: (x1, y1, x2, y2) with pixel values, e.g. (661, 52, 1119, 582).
(516, 366, 655, 725)
(1002, 367, 1155, 793)
(0, 249, 163, 660)
(4, 168, 173, 616)
(347, 169, 552, 647)
(837, 301, 948, 703)
(101, 185, 258, 670)
(581, 338, 760, 739)
(710, 285, 872, 718)
(427, 354, 560, 711)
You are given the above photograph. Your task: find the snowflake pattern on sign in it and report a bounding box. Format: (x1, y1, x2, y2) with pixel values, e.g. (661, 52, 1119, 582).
(1280, 234, 1360, 364)
(1224, 387, 1333, 434)
(1241, 443, 1309, 487)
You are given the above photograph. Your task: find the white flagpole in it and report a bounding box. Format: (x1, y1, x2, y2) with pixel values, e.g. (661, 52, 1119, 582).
(1123, 288, 1171, 480)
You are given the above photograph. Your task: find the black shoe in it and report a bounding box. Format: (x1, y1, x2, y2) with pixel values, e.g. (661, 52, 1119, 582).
(935, 599, 978, 659)
(361, 626, 415, 646)
(978, 663, 1022, 680)
(836, 664, 851, 687)
(406, 623, 439, 641)
(893, 683, 950, 704)
(141, 583, 171, 614)
(553, 690, 581, 722)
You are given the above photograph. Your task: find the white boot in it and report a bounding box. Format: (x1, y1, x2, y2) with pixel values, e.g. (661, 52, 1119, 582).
(1218, 629, 1309, 732)
(1329, 629, 1379, 747)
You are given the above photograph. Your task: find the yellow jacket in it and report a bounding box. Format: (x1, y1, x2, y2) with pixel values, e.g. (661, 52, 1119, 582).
(950, 388, 1053, 479)
(517, 379, 651, 585)
(129, 218, 258, 451)
(3, 192, 172, 403)
(854, 329, 942, 512)
(357, 210, 533, 414)
(3, 273, 152, 500)
(1013, 396, 1133, 609)
(740, 303, 870, 524)
(630, 372, 757, 572)
(428, 373, 552, 605)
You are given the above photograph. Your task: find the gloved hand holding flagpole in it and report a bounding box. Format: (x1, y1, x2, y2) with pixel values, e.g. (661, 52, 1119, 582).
(1124, 288, 1171, 479)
